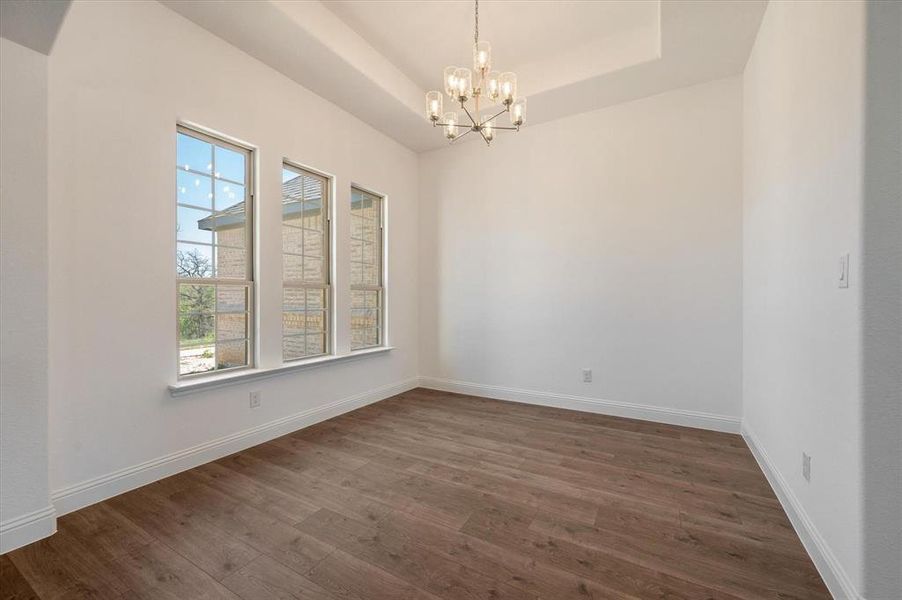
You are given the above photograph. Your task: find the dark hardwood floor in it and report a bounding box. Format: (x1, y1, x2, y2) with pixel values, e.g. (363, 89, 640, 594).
(1, 388, 830, 599)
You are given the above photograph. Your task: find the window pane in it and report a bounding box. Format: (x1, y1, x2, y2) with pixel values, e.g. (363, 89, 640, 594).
(303, 256, 324, 283)
(217, 313, 247, 341)
(216, 340, 247, 369)
(306, 334, 325, 356)
(215, 180, 244, 212)
(177, 133, 212, 175)
(283, 169, 303, 196)
(304, 176, 324, 202)
(362, 264, 376, 285)
(282, 226, 302, 254)
(350, 327, 379, 350)
(283, 212, 302, 229)
(360, 240, 374, 263)
(215, 224, 245, 250)
(283, 312, 305, 336)
(350, 214, 365, 239)
(304, 230, 324, 258)
(351, 308, 378, 330)
(351, 328, 364, 349)
(177, 171, 212, 209)
(283, 288, 305, 311)
(306, 289, 325, 310)
(283, 335, 306, 361)
(180, 345, 215, 375)
(215, 245, 246, 279)
(179, 313, 214, 346)
(179, 283, 215, 315)
(215, 145, 245, 184)
(303, 199, 324, 230)
(305, 310, 326, 334)
(179, 287, 215, 373)
(217, 285, 246, 313)
(351, 290, 365, 308)
(177, 243, 213, 278)
(177, 205, 213, 245)
(351, 261, 363, 286)
(363, 328, 379, 347)
(283, 254, 303, 281)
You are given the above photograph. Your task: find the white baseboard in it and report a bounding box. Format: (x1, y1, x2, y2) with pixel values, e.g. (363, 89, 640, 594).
(417, 376, 741, 434)
(51, 377, 419, 517)
(742, 424, 862, 600)
(0, 505, 57, 554)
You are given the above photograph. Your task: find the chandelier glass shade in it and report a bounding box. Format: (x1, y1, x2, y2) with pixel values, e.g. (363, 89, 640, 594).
(425, 0, 525, 146)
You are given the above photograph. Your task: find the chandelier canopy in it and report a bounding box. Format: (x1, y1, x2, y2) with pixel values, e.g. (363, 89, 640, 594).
(425, 0, 526, 146)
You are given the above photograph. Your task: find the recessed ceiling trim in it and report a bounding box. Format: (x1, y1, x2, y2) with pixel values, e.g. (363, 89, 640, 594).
(161, 0, 767, 152)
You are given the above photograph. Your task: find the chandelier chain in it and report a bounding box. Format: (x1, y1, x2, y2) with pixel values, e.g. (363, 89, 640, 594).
(474, 0, 479, 46)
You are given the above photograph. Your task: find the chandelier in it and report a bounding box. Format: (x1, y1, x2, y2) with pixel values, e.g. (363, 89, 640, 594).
(425, 0, 526, 145)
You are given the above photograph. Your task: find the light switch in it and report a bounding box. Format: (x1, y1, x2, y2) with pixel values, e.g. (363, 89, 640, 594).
(838, 253, 850, 288)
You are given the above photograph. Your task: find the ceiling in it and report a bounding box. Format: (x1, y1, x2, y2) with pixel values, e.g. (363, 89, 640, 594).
(0, 0, 71, 55)
(322, 1, 659, 92)
(162, 0, 767, 152)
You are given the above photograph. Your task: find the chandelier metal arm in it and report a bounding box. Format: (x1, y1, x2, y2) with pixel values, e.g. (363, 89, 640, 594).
(432, 120, 469, 128)
(460, 102, 479, 128)
(450, 128, 474, 144)
(477, 123, 492, 146)
(477, 105, 510, 128)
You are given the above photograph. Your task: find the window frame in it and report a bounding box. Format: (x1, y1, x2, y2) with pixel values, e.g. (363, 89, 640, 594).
(281, 161, 333, 362)
(350, 185, 386, 351)
(175, 124, 255, 380)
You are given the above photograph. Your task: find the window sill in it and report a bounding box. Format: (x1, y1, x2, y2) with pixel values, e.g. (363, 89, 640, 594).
(169, 346, 394, 397)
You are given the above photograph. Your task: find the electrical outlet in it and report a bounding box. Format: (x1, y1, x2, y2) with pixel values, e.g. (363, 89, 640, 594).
(582, 369, 592, 383)
(802, 452, 811, 482)
(249, 391, 262, 409)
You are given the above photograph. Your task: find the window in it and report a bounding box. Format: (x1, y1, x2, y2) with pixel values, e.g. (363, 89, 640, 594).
(282, 164, 330, 361)
(350, 187, 384, 350)
(176, 126, 253, 377)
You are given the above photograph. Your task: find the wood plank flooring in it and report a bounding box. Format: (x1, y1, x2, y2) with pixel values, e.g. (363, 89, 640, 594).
(1, 389, 830, 600)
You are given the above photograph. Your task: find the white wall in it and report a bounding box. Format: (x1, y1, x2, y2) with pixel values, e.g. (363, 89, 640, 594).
(419, 77, 743, 430)
(861, 2, 902, 597)
(0, 37, 54, 553)
(47, 0, 418, 512)
(742, 1, 868, 596)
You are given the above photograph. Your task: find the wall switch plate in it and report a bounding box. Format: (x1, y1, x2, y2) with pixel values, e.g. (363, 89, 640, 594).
(802, 452, 811, 482)
(582, 369, 592, 383)
(249, 391, 262, 409)
(838, 253, 850, 288)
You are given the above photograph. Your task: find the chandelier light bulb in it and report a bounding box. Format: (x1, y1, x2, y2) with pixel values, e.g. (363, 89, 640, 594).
(454, 68, 473, 102)
(510, 97, 527, 126)
(483, 119, 496, 142)
(473, 41, 491, 74)
(444, 66, 458, 97)
(485, 71, 501, 102)
(425, 91, 443, 121)
(499, 72, 517, 105)
(443, 112, 459, 139)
